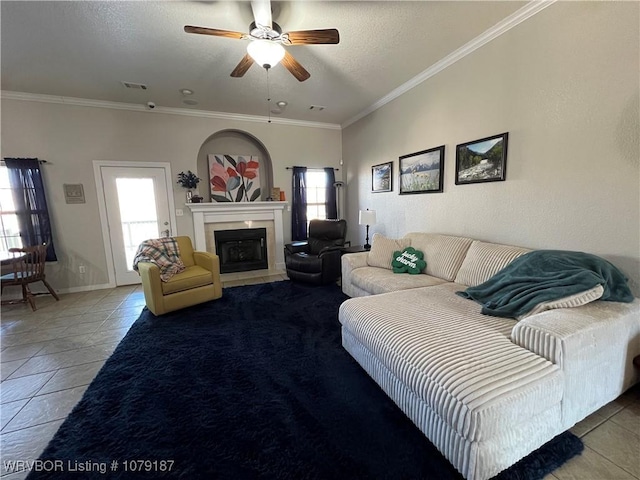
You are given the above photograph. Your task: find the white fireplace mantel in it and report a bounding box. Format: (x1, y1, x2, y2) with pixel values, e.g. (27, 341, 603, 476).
(186, 202, 288, 270)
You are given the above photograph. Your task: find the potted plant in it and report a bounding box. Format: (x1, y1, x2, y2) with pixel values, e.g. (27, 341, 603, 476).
(177, 171, 201, 203)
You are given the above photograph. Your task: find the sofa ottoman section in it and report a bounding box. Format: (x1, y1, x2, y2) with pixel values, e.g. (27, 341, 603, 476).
(339, 285, 564, 480)
(511, 298, 640, 429)
(342, 328, 563, 480)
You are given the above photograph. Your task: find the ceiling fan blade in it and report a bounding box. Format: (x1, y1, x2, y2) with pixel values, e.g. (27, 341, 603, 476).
(285, 29, 340, 45)
(230, 54, 255, 78)
(184, 25, 246, 40)
(282, 51, 310, 82)
(250, 0, 272, 28)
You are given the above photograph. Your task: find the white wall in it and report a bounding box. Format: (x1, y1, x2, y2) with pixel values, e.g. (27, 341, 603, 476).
(343, 2, 640, 294)
(1, 100, 342, 291)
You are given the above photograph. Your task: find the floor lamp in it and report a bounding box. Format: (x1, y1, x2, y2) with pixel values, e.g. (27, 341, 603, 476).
(333, 181, 344, 219)
(359, 209, 377, 250)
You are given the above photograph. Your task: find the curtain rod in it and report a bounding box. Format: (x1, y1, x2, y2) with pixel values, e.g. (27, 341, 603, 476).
(286, 167, 339, 171)
(1, 159, 50, 165)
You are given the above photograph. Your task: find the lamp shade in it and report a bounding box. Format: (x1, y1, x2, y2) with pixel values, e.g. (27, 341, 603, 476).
(247, 40, 285, 68)
(359, 209, 377, 226)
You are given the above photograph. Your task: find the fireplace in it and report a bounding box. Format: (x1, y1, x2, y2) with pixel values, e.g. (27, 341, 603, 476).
(187, 202, 287, 274)
(215, 228, 268, 274)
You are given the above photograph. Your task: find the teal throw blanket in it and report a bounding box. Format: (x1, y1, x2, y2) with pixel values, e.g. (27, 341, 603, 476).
(457, 250, 634, 319)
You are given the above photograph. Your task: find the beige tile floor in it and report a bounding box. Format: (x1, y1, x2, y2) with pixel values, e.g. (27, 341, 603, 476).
(1, 277, 639, 480)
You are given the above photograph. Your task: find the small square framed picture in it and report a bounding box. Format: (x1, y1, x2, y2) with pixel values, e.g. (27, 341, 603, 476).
(63, 184, 85, 204)
(455, 132, 508, 185)
(399, 146, 445, 194)
(371, 161, 393, 193)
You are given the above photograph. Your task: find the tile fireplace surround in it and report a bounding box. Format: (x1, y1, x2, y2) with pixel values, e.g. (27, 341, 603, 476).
(186, 202, 288, 274)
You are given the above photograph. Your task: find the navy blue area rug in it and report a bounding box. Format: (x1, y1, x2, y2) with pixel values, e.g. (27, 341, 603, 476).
(29, 281, 582, 479)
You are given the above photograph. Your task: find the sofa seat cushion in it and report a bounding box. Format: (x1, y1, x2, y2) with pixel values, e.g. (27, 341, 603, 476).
(339, 283, 563, 441)
(161, 266, 214, 295)
(351, 267, 447, 294)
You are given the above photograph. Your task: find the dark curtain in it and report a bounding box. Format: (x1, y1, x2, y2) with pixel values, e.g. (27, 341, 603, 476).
(291, 167, 308, 241)
(4, 158, 57, 261)
(324, 167, 337, 219)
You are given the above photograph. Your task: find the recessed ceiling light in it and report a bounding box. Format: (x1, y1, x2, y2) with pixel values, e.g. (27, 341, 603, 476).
(276, 101, 287, 108)
(180, 89, 194, 96)
(182, 99, 198, 106)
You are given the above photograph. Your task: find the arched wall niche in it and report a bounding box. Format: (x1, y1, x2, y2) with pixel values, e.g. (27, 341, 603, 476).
(196, 129, 274, 201)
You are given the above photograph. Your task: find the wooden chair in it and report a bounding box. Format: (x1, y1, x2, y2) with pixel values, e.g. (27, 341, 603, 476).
(1, 244, 59, 311)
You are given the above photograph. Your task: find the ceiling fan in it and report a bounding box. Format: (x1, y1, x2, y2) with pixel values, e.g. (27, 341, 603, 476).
(184, 0, 339, 82)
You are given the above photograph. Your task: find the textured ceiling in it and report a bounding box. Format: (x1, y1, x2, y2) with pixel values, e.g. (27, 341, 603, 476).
(1, 1, 526, 125)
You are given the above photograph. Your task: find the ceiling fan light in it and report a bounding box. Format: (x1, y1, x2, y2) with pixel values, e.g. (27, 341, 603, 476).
(247, 40, 285, 69)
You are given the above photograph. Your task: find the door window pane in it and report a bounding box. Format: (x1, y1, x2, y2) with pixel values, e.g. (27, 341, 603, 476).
(116, 178, 159, 270)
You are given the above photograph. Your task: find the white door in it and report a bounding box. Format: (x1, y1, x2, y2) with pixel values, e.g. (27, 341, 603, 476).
(99, 166, 173, 285)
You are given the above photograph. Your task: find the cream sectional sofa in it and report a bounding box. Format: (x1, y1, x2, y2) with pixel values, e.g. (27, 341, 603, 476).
(339, 232, 640, 480)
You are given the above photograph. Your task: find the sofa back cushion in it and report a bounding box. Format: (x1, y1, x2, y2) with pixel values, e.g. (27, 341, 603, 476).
(404, 233, 474, 281)
(175, 236, 195, 267)
(367, 234, 411, 270)
(454, 240, 531, 287)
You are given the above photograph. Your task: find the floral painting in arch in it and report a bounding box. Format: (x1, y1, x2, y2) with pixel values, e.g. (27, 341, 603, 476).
(208, 154, 261, 202)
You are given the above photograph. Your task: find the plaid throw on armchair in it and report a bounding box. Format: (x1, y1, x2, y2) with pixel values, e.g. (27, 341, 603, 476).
(133, 237, 186, 282)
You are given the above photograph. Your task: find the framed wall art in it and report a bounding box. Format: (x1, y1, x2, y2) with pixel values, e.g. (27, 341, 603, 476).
(399, 145, 445, 194)
(455, 132, 508, 185)
(371, 161, 392, 193)
(208, 154, 261, 202)
(63, 184, 85, 204)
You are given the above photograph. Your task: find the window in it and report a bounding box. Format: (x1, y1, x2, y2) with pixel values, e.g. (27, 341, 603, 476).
(2, 158, 57, 261)
(291, 166, 337, 241)
(0, 165, 22, 256)
(305, 171, 327, 223)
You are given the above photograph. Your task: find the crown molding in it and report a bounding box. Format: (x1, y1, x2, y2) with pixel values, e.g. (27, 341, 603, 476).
(342, 0, 556, 129)
(2, 1, 553, 133)
(0, 91, 341, 131)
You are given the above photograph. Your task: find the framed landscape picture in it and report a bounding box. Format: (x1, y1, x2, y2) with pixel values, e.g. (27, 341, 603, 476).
(455, 132, 508, 185)
(372, 161, 393, 192)
(399, 145, 445, 194)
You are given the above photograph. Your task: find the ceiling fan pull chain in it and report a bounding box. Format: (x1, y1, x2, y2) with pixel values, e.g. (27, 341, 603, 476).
(267, 67, 272, 124)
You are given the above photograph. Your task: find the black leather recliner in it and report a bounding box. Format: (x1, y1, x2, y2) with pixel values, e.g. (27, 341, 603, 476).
(284, 219, 348, 285)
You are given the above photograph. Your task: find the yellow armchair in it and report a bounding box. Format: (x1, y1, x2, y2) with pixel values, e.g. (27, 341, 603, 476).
(137, 236, 222, 315)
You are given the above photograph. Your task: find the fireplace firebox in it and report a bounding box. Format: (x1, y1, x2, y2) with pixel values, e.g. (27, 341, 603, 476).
(215, 228, 268, 274)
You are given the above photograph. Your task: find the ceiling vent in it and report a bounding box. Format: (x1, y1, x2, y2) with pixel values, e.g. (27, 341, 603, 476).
(309, 105, 325, 111)
(121, 81, 148, 90)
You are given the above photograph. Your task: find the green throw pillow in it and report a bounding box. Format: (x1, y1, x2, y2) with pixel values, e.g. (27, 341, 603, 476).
(392, 247, 426, 274)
